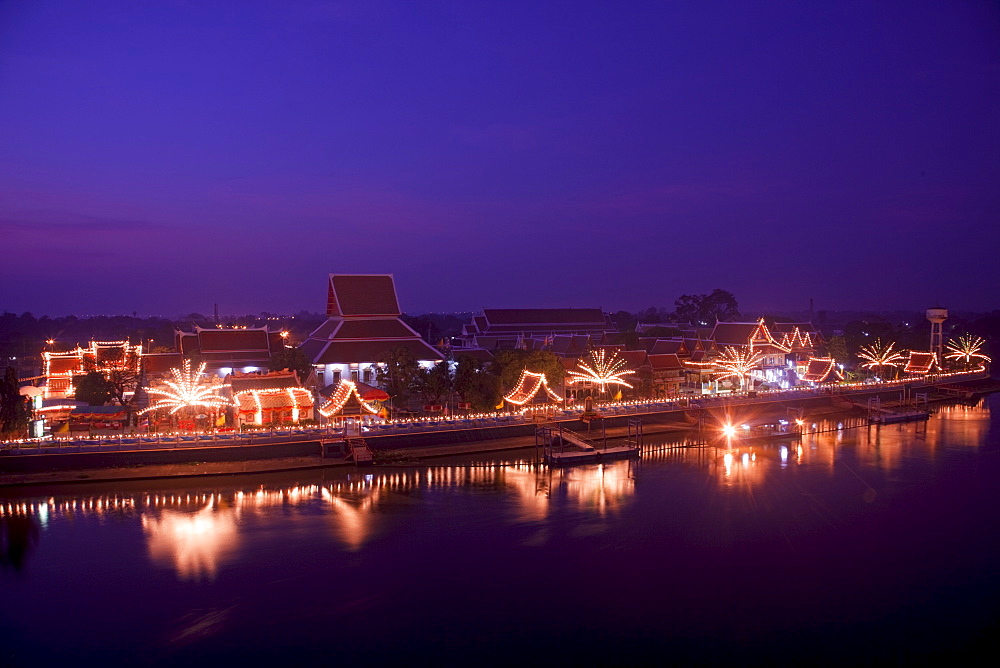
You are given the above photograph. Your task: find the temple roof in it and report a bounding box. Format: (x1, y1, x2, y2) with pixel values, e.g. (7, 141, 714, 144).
(648, 353, 684, 370)
(905, 351, 937, 374)
(311, 339, 442, 365)
(801, 358, 842, 383)
(327, 274, 400, 317)
(229, 370, 301, 392)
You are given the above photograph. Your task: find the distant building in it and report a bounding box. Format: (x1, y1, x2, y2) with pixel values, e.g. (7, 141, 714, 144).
(456, 308, 617, 352)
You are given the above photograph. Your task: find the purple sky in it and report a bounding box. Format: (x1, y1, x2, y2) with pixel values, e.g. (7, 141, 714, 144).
(2, 1, 999, 317)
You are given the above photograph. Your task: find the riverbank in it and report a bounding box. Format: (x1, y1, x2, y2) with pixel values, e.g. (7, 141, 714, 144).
(2, 374, 994, 488)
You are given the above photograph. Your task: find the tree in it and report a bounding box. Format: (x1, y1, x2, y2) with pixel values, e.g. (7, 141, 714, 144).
(74, 371, 113, 406)
(825, 336, 850, 366)
(82, 347, 141, 418)
(673, 289, 739, 324)
(454, 355, 502, 411)
(376, 347, 422, 406)
(270, 346, 313, 383)
(0, 367, 30, 438)
(416, 361, 453, 405)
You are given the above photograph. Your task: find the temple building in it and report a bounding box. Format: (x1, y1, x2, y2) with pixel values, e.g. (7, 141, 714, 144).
(456, 308, 616, 352)
(42, 340, 142, 399)
(299, 274, 443, 388)
(175, 326, 284, 376)
(228, 370, 314, 427)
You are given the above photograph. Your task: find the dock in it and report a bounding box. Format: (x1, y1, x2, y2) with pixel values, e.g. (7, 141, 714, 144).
(538, 419, 642, 467)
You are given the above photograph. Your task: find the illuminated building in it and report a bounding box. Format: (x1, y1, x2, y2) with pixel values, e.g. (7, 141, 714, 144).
(229, 370, 314, 427)
(455, 308, 616, 352)
(299, 274, 443, 388)
(41, 340, 142, 399)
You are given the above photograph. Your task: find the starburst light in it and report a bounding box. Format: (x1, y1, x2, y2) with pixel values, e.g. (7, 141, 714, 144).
(858, 339, 906, 374)
(714, 346, 764, 391)
(945, 334, 991, 365)
(140, 361, 234, 415)
(567, 349, 635, 394)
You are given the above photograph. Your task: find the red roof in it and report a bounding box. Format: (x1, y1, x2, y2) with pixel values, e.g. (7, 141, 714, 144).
(198, 329, 271, 353)
(142, 353, 182, 375)
(801, 358, 842, 383)
(229, 370, 301, 392)
(905, 352, 937, 374)
(312, 339, 442, 365)
(333, 319, 417, 339)
(327, 274, 400, 317)
(648, 353, 683, 370)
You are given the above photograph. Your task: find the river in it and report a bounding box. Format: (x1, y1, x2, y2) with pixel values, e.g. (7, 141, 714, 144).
(2, 394, 999, 666)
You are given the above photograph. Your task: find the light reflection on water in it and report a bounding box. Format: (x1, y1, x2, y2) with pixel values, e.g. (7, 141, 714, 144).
(1, 396, 997, 664)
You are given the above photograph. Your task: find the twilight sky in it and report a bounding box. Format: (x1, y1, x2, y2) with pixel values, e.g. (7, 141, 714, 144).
(2, 0, 999, 317)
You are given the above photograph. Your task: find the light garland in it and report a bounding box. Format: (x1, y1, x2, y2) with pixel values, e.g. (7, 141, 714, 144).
(858, 339, 905, 372)
(904, 351, 938, 375)
(566, 349, 636, 393)
(801, 357, 843, 383)
(945, 334, 991, 365)
(318, 379, 381, 418)
(714, 346, 765, 391)
(139, 360, 234, 416)
(504, 370, 563, 406)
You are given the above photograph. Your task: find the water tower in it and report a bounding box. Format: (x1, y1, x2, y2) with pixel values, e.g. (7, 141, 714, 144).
(926, 307, 948, 360)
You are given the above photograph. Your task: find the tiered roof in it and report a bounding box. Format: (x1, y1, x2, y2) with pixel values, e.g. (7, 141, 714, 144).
(303, 274, 443, 365)
(458, 308, 616, 351)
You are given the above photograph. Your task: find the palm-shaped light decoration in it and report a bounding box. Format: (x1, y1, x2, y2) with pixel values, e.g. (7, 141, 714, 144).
(139, 360, 234, 416)
(858, 339, 906, 377)
(714, 346, 764, 391)
(567, 349, 635, 396)
(945, 334, 991, 367)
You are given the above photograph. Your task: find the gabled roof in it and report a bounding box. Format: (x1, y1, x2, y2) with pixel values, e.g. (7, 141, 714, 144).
(229, 370, 301, 393)
(332, 319, 419, 339)
(801, 357, 843, 383)
(327, 274, 400, 317)
(234, 387, 313, 414)
(905, 351, 937, 375)
(318, 379, 381, 417)
(616, 350, 648, 369)
(197, 327, 272, 353)
(650, 339, 688, 356)
(312, 339, 443, 365)
(503, 370, 562, 406)
(710, 322, 764, 346)
(142, 353, 183, 375)
(648, 353, 684, 370)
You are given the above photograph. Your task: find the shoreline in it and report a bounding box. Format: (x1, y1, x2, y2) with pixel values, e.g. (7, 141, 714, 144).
(2, 374, 994, 489)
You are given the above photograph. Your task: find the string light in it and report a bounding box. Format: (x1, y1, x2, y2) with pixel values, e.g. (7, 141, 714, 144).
(858, 339, 905, 374)
(801, 357, 843, 383)
(318, 380, 381, 418)
(139, 360, 234, 415)
(945, 334, 991, 365)
(714, 346, 765, 391)
(504, 370, 563, 406)
(566, 349, 636, 393)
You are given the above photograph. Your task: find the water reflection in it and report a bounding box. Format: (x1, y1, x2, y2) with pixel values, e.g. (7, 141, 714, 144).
(0, 397, 991, 580)
(142, 501, 239, 581)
